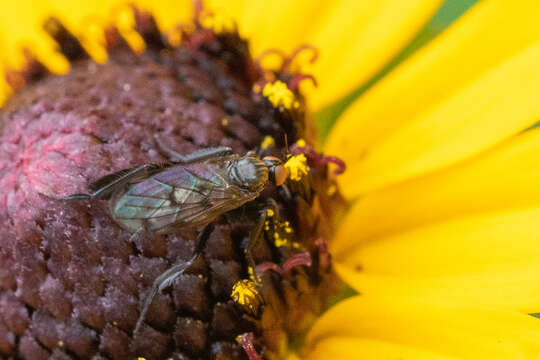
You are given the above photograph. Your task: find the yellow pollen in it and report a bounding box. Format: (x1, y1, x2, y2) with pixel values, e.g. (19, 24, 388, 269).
(284, 154, 309, 181)
(327, 184, 337, 196)
(248, 266, 261, 283)
(253, 83, 262, 93)
(200, 13, 236, 34)
(221, 117, 229, 126)
(260, 135, 275, 149)
(58, 340, 64, 347)
(274, 231, 289, 247)
(262, 80, 299, 109)
(275, 238, 289, 247)
(296, 138, 307, 147)
(231, 280, 262, 314)
(266, 208, 275, 217)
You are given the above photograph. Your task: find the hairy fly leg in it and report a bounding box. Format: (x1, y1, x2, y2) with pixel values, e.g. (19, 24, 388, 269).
(154, 134, 233, 164)
(133, 223, 215, 336)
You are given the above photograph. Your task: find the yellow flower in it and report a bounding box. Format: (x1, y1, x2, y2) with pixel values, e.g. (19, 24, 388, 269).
(2, 0, 540, 359)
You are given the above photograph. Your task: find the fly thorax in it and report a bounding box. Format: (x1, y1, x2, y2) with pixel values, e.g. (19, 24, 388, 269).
(228, 156, 269, 193)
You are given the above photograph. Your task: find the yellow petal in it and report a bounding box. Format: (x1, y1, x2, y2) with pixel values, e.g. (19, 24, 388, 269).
(0, 0, 194, 71)
(332, 127, 540, 253)
(45, 0, 194, 40)
(305, 0, 443, 111)
(336, 207, 540, 276)
(304, 295, 540, 359)
(334, 207, 540, 312)
(207, 0, 245, 29)
(0, 0, 64, 71)
(326, 0, 540, 197)
(204, 0, 441, 111)
(337, 262, 540, 315)
(231, 0, 335, 55)
(305, 337, 454, 360)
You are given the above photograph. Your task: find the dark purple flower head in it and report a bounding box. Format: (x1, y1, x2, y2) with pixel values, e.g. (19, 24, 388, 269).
(0, 6, 344, 359)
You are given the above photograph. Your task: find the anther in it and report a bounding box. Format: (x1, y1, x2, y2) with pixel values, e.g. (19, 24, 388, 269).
(284, 154, 309, 181)
(262, 80, 299, 110)
(291, 142, 346, 176)
(237, 332, 262, 360)
(43, 17, 89, 61)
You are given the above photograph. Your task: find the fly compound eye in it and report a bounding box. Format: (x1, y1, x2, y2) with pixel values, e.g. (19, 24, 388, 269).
(263, 156, 288, 186)
(274, 165, 289, 186)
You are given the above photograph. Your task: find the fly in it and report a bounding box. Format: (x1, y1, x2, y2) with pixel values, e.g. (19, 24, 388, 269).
(44, 146, 288, 232)
(41, 144, 290, 335)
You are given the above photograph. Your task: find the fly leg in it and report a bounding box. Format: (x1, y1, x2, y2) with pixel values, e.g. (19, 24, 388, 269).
(133, 223, 214, 336)
(231, 200, 279, 316)
(154, 134, 233, 164)
(244, 199, 280, 284)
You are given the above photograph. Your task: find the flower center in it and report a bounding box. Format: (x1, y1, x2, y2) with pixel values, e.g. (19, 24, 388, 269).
(0, 3, 346, 360)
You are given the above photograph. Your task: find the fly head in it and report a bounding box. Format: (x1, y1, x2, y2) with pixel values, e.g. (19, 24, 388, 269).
(262, 156, 289, 186)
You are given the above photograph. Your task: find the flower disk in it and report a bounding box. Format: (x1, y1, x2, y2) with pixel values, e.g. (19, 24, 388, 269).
(0, 7, 344, 360)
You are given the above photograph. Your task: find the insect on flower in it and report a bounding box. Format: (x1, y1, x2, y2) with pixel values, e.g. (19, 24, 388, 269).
(41, 139, 291, 335)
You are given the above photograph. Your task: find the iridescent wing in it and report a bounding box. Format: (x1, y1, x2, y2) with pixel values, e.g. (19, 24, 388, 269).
(87, 146, 233, 200)
(88, 163, 169, 200)
(111, 162, 254, 233)
(41, 163, 171, 202)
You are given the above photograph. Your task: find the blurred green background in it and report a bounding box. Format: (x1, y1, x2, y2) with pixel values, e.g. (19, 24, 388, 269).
(316, 0, 480, 142)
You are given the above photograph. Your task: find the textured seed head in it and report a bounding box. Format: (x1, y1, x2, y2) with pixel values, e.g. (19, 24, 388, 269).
(0, 6, 345, 360)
